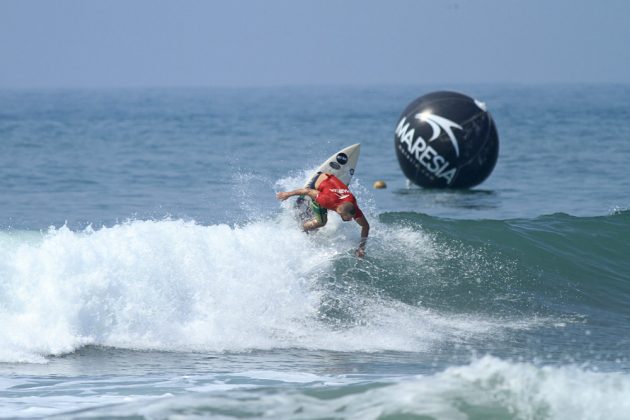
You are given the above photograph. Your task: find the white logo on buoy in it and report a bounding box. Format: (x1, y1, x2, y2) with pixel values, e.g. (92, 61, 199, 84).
(415, 112, 463, 157)
(474, 99, 487, 111)
(395, 116, 458, 184)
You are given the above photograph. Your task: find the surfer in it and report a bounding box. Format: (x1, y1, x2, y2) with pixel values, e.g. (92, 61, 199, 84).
(276, 173, 370, 257)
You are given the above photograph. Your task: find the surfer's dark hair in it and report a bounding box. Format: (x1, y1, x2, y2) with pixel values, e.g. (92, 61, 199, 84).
(338, 202, 356, 216)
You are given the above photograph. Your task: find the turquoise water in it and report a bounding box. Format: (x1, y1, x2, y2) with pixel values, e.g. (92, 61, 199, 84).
(0, 86, 629, 418)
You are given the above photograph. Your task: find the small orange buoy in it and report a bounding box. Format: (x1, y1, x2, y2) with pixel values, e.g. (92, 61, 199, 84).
(373, 180, 387, 189)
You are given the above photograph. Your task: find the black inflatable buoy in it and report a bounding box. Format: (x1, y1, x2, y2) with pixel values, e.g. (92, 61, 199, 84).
(394, 91, 499, 189)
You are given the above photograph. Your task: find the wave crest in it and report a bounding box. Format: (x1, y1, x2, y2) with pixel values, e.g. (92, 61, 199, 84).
(0, 216, 531, 363)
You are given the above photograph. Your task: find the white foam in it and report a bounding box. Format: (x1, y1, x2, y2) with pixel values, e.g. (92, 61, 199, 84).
(49, 357, 630, 420)
(325, 356, 630, 420)
(0, 212, 542, 363)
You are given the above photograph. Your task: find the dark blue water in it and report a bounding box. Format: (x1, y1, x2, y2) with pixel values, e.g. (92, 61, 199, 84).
(0, 85, 629, 419)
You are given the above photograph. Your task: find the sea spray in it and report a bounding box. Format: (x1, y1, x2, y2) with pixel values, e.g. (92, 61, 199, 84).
(0, 213, 543, 363)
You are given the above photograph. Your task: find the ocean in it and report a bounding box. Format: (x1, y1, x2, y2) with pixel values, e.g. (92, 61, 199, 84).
(0, 85, 629, 419)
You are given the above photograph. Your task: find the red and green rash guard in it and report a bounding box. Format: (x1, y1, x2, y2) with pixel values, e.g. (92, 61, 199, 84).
(315, 175, 364, 219)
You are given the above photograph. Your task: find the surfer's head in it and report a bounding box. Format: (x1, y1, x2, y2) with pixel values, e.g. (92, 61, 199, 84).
(336, 202, 356, 221)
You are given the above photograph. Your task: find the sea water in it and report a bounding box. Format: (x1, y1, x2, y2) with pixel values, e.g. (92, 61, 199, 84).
(0, 85, 629, 419)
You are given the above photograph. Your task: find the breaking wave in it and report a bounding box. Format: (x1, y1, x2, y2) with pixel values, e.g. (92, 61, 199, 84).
(1, 209, 627, 363)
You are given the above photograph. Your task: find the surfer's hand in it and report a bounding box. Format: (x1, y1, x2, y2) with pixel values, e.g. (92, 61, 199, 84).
(355, 248, 365, 258)
(276, 192, 291, 201)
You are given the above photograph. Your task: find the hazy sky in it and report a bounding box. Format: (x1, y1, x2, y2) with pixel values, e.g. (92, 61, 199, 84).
(1, 0, 629, 87)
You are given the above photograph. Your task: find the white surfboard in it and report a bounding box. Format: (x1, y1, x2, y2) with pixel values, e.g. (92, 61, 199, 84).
(303, 143, 361, 187)
(296, 143, 361, 223)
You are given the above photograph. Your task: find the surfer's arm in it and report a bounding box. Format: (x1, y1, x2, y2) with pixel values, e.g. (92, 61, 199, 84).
(276, 188, 318, 201)
(355, 217, 369, 257)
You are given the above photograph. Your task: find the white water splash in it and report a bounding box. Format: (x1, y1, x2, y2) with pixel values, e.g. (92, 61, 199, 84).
(0, 212, 545, 363)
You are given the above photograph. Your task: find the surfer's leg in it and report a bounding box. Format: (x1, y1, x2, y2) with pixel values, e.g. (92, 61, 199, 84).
(304, 200, 327, 231)
(298, 172, 323, 206)
(303, 218, 323, 231)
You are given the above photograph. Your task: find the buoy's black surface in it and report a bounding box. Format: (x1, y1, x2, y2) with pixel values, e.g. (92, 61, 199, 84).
(394, 91, 499, 189)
